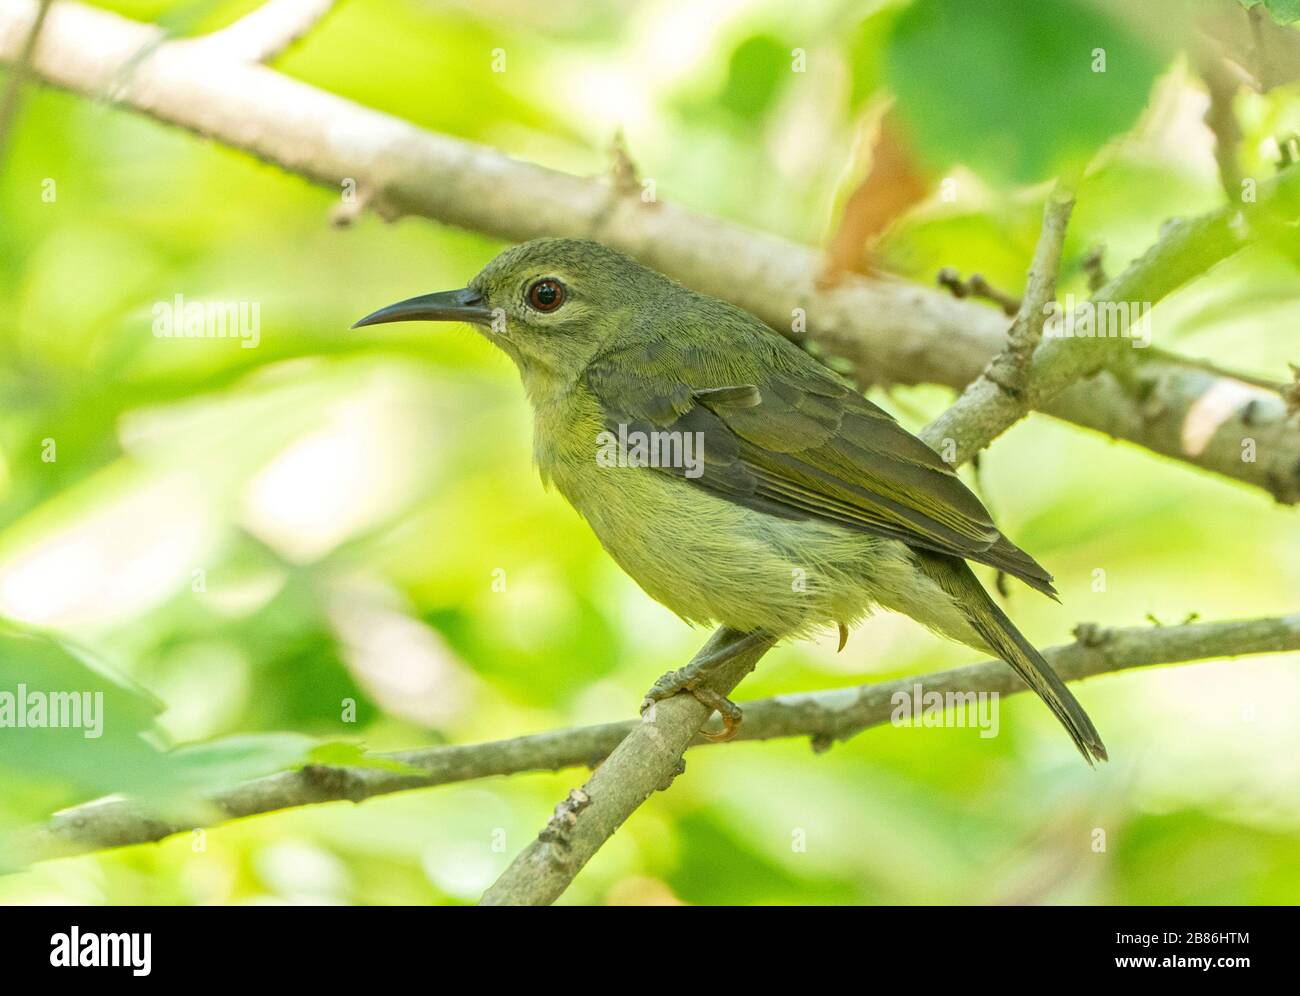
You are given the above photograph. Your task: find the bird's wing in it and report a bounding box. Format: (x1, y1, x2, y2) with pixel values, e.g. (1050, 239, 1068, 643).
(584, 338, 1056, 597)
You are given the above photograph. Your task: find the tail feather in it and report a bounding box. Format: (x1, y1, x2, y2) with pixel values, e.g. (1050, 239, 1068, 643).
(919, 553, 1108, 765)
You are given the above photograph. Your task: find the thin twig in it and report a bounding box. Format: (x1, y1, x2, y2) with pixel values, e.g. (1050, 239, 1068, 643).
(1247, 4, 1279, 92)
(1200, 53, 1244, 202)
(0, 0, 50, 166)
(17, 615, 1300, 868)
(922, 186, 1073, 458)
(1082, 244, 1107, 293)
(1284, 364, 1300, 416)
(987, 186, 1074, 396)
(936, 268, 1021, 316)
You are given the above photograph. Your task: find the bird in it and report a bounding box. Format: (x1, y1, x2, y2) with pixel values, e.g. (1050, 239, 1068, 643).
(353, 238, 1107, 765)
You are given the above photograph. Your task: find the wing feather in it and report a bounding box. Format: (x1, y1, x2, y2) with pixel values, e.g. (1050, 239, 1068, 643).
(585, 338, 1056, 597)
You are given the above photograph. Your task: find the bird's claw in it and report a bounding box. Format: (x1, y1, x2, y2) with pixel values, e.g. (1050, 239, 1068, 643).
(691, 687, 743, 742)
(641, 670, 744, 743)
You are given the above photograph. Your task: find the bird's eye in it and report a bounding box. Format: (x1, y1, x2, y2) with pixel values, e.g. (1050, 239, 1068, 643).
(527, 279, 565, 313)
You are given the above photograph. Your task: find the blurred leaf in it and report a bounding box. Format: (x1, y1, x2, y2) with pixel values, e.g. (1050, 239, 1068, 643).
(845, 3, 907, 107)
(1241, 0, 1300, 25)
(884, 0, 1167, 183)
(1117, 810, 1300, 903)
(717, 34, 789, 122)
(823, 110, 931, 279)
(666, 810, 859, 905)
(305, 740, 426, 776)
(167, 732, 317, 792)
(0, 623, 169, 812)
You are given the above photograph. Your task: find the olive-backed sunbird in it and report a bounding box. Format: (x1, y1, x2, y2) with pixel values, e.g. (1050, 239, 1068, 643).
(355, 238, 1106, 764)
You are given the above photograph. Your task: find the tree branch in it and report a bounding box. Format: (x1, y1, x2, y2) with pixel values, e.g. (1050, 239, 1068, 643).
(1199, 53, 1245, 202)
(18, 614, 1299, 867)
(923, 185, 1073, 461)
(178, 0, 337, 64)
(984, 186, 1074, 396)
(1, 0, 1297, 501)
(479, 627, 775, 906)
(921, 175, 1300, 469)
(936, 268, 1021, 316)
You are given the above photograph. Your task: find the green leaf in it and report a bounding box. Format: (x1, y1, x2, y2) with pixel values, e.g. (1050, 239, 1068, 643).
(717, 35, 790, 123)
(1241, 0, 1300, 24)
(846, 6, 906, 108)
(305, 740, 428, 777)
(0, 624, 170, 809)
(884, 0, 1168, 184)
(167, 732, 319, 793)
(108, 736, 424, 804)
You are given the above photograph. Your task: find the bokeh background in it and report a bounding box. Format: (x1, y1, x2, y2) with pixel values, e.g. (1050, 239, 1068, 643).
(1, 0, 1298, 904)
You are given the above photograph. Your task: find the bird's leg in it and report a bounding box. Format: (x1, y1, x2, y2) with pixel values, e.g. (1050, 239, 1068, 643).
(640, 628, 771, 743)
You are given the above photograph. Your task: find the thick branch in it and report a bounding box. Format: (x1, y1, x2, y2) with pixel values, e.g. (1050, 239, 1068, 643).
(18, 615, 1299, 866)
(1, 0, 1297, 501)
(480, 627, 775, 906)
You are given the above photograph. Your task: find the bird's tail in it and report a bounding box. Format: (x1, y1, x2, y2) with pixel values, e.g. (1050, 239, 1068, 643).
(918, 553, 1108, 766)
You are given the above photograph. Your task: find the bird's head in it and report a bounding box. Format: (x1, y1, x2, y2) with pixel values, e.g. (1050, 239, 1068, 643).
(353, 238, 668, 391)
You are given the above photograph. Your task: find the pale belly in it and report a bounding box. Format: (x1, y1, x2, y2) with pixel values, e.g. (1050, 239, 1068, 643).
(548, 456, 978, 644)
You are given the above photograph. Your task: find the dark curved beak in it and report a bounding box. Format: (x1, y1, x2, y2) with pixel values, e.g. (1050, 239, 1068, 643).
(351, 288, 493, 329)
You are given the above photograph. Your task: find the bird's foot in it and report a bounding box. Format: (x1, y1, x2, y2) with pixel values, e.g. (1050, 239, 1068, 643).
(639, 629, 770, 743)
(641, 672, 743, 742)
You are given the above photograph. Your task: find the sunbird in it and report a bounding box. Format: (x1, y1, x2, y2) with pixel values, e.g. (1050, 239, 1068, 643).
(354, 238, 1107, 764)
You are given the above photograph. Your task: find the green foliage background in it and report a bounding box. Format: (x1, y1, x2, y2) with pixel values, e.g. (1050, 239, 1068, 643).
(0, 0, 1298, 904)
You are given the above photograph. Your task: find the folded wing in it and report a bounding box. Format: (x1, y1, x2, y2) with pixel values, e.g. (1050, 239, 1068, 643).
(585, 341, 1056, 597)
